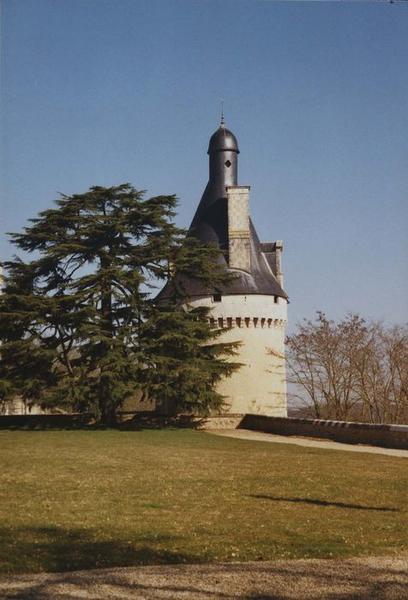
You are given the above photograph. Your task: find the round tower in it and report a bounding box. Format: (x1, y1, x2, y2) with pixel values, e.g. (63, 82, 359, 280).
(161, 120, 288, 416)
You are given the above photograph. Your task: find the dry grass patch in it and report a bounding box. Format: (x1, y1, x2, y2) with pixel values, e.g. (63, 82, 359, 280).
(0, 429, 406, 573)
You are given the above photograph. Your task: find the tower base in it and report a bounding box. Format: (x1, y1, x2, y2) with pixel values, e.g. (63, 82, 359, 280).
(189, 294, 288, 417)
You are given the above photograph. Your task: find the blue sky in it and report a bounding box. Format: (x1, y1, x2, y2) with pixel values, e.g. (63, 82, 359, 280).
(1, 0, 407, 329)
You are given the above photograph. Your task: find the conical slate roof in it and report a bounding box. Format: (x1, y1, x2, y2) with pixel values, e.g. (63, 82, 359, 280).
(158, 123, 288, 301)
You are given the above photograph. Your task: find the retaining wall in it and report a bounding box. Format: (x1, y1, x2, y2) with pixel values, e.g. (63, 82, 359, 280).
(0, 413, 94, 429)
(0, 413, 244, 430)
(1, 412, 407, 450)
(239, 415, 408, 450)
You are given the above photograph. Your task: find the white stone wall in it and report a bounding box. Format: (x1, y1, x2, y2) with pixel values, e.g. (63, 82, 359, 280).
(188, 295, 288, 417)
(1, 397, 46, 415)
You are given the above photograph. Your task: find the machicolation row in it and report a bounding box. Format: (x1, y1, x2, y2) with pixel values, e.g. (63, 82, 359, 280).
(208, 317, 285, 329)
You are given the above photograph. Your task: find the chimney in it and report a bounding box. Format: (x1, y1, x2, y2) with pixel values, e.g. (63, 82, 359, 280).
(226, 186, 251, 272)
(260, 241, 284, 287)
(274, 240, 284, 287)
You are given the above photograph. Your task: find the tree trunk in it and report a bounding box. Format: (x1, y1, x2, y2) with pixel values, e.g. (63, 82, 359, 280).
(99, 402, 117, 427)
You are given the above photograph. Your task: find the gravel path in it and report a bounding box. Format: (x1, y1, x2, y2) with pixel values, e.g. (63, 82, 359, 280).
(0, 556, 407, 599)
(208, 429, 408, 457)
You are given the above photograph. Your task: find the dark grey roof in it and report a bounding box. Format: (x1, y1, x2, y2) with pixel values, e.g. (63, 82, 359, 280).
(208, 126, 239, 154)
(157, 123, 288, 302)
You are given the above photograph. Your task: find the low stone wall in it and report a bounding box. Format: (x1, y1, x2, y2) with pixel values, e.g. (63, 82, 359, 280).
(239, 415, 408, 450)
(0, 413, 94, 429)
(1, 412, 407, 449)
(0, 412, 244, 430)
(195, 415, 246, 430)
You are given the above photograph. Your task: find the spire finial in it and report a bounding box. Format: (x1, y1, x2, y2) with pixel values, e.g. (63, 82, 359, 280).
(220, 100, 225, 127)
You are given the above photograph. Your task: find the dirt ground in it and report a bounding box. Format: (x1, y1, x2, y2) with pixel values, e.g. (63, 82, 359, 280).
(0, 556, 407, 600)
(208, 429, 408, 457)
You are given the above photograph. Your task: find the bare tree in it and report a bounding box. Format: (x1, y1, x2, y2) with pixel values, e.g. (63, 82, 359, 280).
(286, 313, 408, 424)
(385, 325, 408, 423)
(353, 324, 408, 424)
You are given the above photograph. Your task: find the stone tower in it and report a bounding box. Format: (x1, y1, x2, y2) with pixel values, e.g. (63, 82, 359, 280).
(160, 120, 288, 416)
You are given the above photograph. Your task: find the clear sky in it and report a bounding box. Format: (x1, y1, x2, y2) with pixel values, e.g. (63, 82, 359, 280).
(1, 0, 407, 329)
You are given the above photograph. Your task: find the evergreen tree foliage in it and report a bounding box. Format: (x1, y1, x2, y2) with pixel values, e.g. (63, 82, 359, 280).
(0, 184, 239, 424)
(140, 304, 240, 416)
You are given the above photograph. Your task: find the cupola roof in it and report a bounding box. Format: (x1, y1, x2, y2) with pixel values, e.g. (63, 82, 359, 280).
(208, 125, 239, 154)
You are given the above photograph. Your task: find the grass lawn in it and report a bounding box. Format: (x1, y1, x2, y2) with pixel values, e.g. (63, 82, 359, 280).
(0, 429, 407, 574)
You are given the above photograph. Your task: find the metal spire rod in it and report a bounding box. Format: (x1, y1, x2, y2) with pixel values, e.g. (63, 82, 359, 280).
(220, 100, 225, 127)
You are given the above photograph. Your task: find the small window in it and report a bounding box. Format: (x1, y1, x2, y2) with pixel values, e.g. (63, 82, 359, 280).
(213, 293, 222, 302)
(225, 160, 231, 167)
(274, 296, 279, 304)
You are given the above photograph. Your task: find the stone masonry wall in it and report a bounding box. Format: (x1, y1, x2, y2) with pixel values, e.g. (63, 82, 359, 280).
(188, 294, 288, 417)
(239, 414, 408, 450)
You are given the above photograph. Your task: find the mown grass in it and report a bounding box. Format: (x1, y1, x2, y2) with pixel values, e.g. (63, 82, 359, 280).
(0, 429, 406, 573)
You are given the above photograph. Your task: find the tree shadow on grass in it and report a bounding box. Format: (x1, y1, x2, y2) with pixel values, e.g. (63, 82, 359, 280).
(0, 526, 199, 574)
(248, 495, 398, 512)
